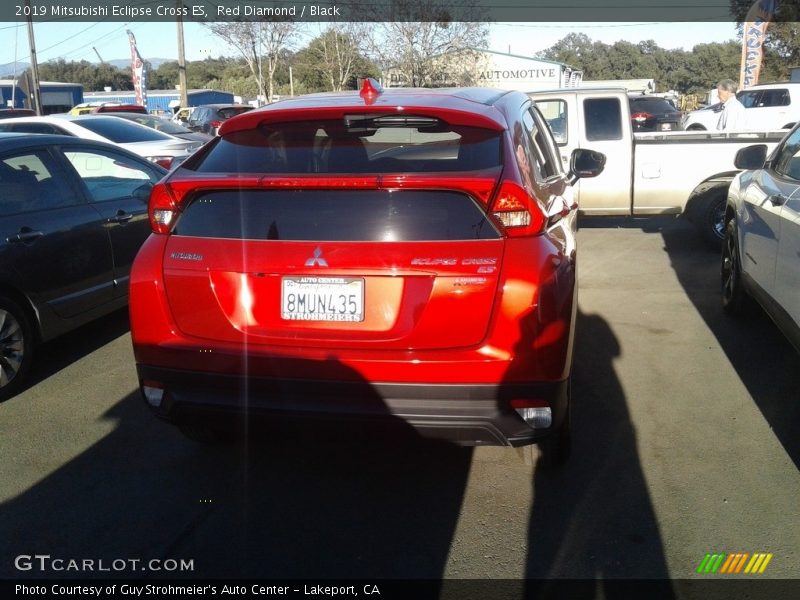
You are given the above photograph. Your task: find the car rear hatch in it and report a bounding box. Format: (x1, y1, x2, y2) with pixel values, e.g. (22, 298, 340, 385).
(156, 110, 508, 351)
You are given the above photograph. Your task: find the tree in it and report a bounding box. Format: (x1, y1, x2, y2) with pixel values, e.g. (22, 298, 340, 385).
(204, 21, 299, 102)
(367, 1, 489, 87)
(294, 25, 379, 92)
(730, 0, 800, 83)
(35, 59, 132, 92)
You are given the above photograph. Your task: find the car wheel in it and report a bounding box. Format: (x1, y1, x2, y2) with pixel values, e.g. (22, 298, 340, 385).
(699, 190, 727, 250)
(721, 218, 752, 316)
(0, 295, 35, 402)
(536, 381, 572, 469)
(687, 124, 707, 131)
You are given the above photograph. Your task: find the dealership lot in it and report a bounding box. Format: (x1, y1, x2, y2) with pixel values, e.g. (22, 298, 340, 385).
(0, 216, 797, 585)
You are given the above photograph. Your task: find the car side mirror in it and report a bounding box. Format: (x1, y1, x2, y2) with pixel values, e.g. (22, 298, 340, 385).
(569, 148, 606, 184)
(734, 144, 767, 170)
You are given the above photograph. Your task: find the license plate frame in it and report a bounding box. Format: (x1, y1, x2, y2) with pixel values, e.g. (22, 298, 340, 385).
(281, 276, 365, 322)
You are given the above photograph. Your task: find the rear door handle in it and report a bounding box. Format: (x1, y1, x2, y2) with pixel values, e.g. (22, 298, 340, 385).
(107, 210, 134, 224)
(6, 230, 44, 243)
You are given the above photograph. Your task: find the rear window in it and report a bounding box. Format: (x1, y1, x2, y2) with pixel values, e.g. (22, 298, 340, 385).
(629, 98, 679, 113)
(188, 117, 502, 174)
(217, 106, 254, 119)
(173, 190, 500, 241)
(73, 117, 174, 143)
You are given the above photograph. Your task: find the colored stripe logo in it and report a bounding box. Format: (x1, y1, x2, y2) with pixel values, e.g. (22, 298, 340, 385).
(697, 552, 773, 574)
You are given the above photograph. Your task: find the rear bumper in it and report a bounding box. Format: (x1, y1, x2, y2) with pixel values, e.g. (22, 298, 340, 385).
(137, 365, 569, 447)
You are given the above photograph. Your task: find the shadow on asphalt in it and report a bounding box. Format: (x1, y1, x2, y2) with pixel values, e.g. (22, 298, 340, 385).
(0, 375, 472, 583)
(580, 215, 800, 469)
(657, 217, 800, 470)
(9, 307, 131, 399)
(524, 309, 675, 597)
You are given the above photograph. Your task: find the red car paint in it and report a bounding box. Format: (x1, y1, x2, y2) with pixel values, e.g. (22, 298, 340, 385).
(129, 81, 603, 456)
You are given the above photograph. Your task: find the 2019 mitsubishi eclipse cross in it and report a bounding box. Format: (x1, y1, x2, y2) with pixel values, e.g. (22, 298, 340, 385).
(129, 79, 604, 465)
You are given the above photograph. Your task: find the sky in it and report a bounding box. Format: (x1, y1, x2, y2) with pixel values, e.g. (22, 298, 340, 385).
(0, 21, 740, 69)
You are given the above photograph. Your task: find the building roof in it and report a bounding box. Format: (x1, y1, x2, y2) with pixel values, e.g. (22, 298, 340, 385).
(0, 80, 82, 87)
(83, 88, 228, 97)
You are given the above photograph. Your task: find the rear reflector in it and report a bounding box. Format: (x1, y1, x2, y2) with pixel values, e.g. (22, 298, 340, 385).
(147, 156, 174, 169)
(511, 399, 552, 429)
(142, 380, 165, 408)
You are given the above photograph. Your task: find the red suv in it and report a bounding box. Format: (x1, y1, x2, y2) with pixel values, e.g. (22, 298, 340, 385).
(129, 80, 604, 464)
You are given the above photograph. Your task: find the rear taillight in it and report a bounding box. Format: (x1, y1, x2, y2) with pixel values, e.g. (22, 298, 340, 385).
(148, 182, 180, 234)
(210, 120, 223, 129)
(491, 181, 545, 237)
(147, 156, 174, 169)
(631, 111, 652, 124)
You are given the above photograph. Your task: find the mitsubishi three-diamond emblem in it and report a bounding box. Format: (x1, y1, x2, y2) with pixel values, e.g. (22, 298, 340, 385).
(305, 247, 328, 267)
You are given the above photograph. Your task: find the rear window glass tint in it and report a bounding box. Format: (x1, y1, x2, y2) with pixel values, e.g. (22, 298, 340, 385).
(217, 107, 254, 119)
(584, 98, 623, 141)
(173, 190, 500, 241)
(629, 98, 679, 113)
(189, 119, 502, 174)
(73, 117, 173, 143)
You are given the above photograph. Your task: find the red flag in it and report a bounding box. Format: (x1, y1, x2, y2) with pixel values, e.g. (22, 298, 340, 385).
(740, 0, 778, 89)
(127, 30, 148, 108)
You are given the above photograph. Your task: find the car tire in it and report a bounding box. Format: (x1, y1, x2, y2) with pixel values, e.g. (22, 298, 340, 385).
(721, 218, 753, 316)
(536, 381, 572, 469)
(0, 295, 35, 402)
(687, 124, 707, 131)
(699, 190, 727, 251)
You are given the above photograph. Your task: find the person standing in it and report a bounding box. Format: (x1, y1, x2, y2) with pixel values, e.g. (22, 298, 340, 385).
(716, 79, 747, 131)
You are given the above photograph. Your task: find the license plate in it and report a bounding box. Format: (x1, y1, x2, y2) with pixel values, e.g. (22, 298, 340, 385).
(660, 123, 673, 131)
(281, 276, 364, 322)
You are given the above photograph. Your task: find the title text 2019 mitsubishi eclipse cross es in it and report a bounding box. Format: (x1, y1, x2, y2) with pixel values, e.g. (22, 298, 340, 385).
(129, 80, 605, 466)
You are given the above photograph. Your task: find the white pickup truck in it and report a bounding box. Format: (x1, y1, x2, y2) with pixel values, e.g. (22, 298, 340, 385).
(527, 87, 787, 246)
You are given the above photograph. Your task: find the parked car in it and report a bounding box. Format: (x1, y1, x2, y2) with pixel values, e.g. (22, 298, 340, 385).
(628, 94, 684, 132)
(0, 115, 203, 169)
(171, 106, 195, 125)
(102, 112, 213, 143)
(681, 102, 724, 131)
(0, 133, 166, 400)
(722, 123, 800, 353)
(129, 79, 605, 464)
(0, 108, 36, 119)
(92, 104, 148, 114)
(68, 102, 146, 116)
(683, 83, 800, 131)
(186, 104, 254, 135)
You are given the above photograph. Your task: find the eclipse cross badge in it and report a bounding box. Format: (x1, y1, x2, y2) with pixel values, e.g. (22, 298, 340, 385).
(305, 247, 328, 267)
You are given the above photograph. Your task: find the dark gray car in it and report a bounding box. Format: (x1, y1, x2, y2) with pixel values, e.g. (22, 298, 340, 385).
(186, 104, 254, 136)
(103, 112, 213, 144)
(0, 133, 166, 400)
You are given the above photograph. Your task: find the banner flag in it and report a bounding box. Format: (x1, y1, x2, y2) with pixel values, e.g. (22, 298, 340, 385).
(127, 30, 148, 108)
(740, 0, 778, 89)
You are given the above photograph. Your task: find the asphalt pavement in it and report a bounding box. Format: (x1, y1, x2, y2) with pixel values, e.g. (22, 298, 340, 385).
(0, 216, 797, 597)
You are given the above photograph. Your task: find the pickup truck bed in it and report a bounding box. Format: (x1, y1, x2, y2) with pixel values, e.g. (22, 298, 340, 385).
(527, 88, 786, 246)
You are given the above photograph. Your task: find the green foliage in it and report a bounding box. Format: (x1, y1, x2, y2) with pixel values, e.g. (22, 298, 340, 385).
(541, 33, 783, 93)
(30, 22, 800, 100)
(36, 59, 132, 92)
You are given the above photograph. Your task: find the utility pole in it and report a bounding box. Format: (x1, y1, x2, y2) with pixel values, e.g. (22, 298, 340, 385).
(176, 0, 189, 108)
(25, 0, 43, 115)
(93, 47, 105, 64)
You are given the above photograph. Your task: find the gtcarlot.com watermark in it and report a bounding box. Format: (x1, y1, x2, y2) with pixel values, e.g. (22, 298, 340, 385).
(14, 554, 194, 573)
